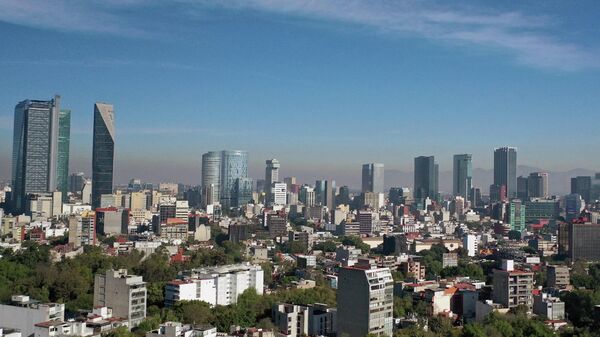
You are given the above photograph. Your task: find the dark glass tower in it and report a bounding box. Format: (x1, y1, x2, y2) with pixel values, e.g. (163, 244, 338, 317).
(56, 109, 71, 201)
(493, 147, 517, 199)
(92, 103, 115, 209)
(11, 95, 60, 212)
(414, 156, 438, 201)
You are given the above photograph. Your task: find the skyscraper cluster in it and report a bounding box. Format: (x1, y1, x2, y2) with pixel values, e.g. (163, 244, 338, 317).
(9, 96, 114, 214)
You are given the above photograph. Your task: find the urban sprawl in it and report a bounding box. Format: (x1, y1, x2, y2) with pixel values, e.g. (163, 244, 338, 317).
(2, 95, 600, 337)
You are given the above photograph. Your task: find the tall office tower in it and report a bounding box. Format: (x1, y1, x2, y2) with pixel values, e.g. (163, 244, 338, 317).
(337, 259, 393, 337)
(234, 177, 254, 207)
(265, 159, 280, 200)
(56, 109, 71, 202)
(325, 180, 336, 210)
(493, 147, 517, 199)
(452, 154, 472, 198)
(91, 103, 115, 209)
(69, 172, 85, 193)
(517, 176, 529, 200)
(361, 163, 384, 194)
(201, 151, 221, 207)
(315, 180, 326, 205)
(11, 95, 60, 212)
(470, 187, 482, 208)
(571, 176, 592, 204)
(528, 172, 549, 198)
(220, 150, 248, 210)
(413, 156, 438, 201)
(337, 185, 351, 205)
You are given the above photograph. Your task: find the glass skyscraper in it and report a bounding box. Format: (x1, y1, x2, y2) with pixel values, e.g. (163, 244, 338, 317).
(453, 154, 472, 198)
(234, 177, 254, 207)
(219, 150, 248, 209)
(493, 147, 517, 199)
(414, 156, 438, 201)
(11, 96, 60, 212)
(201, 151, 221, 207)
(362, 163, 384, 194)
(92, 102, 115, 209)
(56, 109, 71, 201)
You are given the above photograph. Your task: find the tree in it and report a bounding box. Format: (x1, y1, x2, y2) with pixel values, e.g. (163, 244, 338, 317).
(340, 236, 370, 253)
(461, 323, 486, 337)
(172, 300, 214, 325)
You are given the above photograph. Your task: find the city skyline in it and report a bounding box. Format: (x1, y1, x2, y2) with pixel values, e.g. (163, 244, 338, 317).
(0, 1, 599, 184)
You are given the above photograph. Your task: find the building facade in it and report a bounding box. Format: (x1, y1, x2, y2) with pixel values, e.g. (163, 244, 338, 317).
(93, 269, 147, 327)
(91, 103, 115, 209)
(337, 259, 393, 337)
(493, 147, 517, 199)
(11, 96, 61, 213)
(453, 154, 472, 199)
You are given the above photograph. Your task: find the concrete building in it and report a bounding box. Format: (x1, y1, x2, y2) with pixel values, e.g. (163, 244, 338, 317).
(165, 263, 263, 307)
(528, 172, 549, 198)
(271, 182, 287, 206)
(272, 303, 336, 337)
(492, 260, 533, 310)
(337, 259, 393, 337)
(0, 295, 64, 337)
(533, 293, 565, 320)
(547, 265, 570, 289)
(68, 211, 96, 248)
(93, 269, 147, 327)
(95, 207, 129, 236)
(146, 322, 216, 337)
(561, 222, 600, 260)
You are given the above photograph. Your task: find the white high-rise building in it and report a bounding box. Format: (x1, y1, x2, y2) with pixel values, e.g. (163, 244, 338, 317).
(272, 182, 287, 205)
(265, 159, 280, 201)
(165, 263, 263, 307)
(175, 200, 189, 219)
(463, 234, 478, 257)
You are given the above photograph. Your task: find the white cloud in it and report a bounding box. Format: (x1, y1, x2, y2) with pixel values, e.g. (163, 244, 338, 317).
(0, 0, 596, 71)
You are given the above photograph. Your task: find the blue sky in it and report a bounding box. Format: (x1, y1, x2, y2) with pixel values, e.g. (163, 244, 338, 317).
(0, 0, 599, 187)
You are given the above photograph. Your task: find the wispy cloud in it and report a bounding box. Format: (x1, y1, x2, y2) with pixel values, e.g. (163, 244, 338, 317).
(0, 0, 597, 71)
(0, 0, 152, 37)
(0, 58, 208, 71)
(193, 0, 598, 71)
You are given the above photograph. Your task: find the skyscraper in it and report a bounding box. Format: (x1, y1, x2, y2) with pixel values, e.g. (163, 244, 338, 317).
(11, 95, 60, 212)
(571, 176, 592, 204)
(414, 156, 438, 201)
(315, 180, 326, 205)
(265, 159, 280, 200)
(201, 151, 221, 207)
(528, 172, 549, 198)
(361, 163, 384, 194)
(493, 147, 517, 199)
(453, 154, 472, 198)
(56, 109, 71, 202)
(92, 103, 115, 209)
(325, 180, 336, 210)
(220, 150, 248, 209)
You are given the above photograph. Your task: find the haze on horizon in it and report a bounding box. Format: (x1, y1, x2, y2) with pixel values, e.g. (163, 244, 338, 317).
(0, 1, 599, 189)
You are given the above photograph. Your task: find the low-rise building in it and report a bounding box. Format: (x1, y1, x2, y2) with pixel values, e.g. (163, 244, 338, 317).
(0, 295, 64, 337)
(533, 293, 565, 321)
(165, 263, 263, 307)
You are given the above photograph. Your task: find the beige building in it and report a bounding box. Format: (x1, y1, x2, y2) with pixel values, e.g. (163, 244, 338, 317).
(492, 260, 533, 310)
(93, 269, 147, 327)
